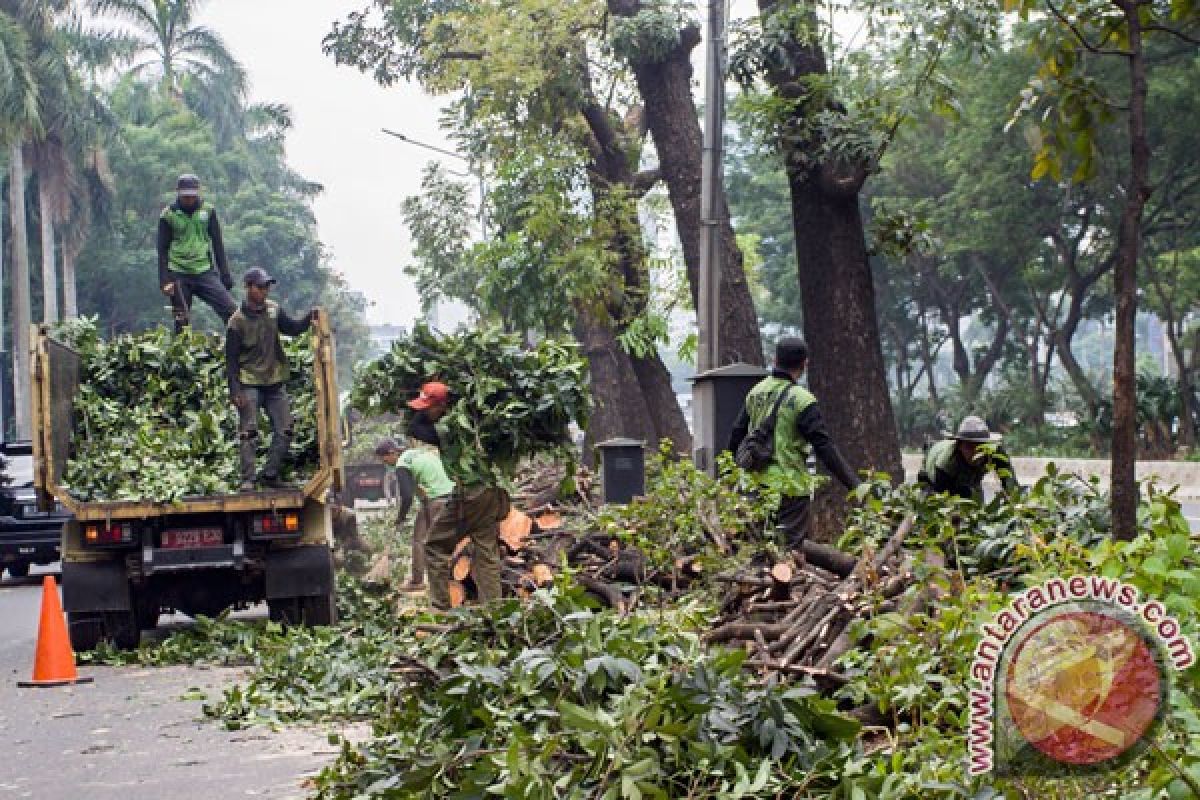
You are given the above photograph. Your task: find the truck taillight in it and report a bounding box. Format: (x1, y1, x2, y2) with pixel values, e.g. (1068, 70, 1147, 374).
(84, 522, 134, 545)
(252, 512, 300, 536)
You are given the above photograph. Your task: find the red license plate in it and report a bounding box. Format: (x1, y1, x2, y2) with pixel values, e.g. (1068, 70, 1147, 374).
(161, 528, 224, 548)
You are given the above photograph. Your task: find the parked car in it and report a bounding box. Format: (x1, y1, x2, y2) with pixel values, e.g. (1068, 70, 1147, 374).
(1, 440, 70, 579)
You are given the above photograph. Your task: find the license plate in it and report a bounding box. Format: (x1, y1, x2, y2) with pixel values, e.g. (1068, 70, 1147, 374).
(161, 528, 224, 548)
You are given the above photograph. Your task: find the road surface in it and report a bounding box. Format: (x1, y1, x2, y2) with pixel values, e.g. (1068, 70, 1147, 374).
(0, 565, 356, 800)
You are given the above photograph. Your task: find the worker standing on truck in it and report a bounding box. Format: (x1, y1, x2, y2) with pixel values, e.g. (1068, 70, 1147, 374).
(157, 174, 238, 332)
(409, 382, 511, 610)
(374, 436, 453, 592)
(226, 267, 316, 491)
(918, 416, 1020, 501)
(728, 337, 861, 547)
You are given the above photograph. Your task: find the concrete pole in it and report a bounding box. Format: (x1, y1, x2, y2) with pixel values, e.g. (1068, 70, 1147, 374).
(693, 0, 727, 471)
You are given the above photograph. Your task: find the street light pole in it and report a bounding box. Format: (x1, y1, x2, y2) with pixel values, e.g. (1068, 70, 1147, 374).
(693, 0, 728, 471)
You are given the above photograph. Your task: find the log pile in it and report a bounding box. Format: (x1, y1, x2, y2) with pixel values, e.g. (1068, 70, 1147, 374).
(705, 517, 915, 685)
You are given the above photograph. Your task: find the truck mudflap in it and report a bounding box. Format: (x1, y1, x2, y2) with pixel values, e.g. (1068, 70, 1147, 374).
(62, 560, 132, 613)
(265, 545, 334, 599)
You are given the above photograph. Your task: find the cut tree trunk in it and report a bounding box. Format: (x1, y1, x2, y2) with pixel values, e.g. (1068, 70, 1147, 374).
(9, 142, 32, 440)
(607, 1, 764, 366)
(38, 184, 58, 324)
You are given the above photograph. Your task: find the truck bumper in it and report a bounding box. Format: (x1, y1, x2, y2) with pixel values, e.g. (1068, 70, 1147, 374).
(62, 560, 132, 613)
(265, 545, 334, 599)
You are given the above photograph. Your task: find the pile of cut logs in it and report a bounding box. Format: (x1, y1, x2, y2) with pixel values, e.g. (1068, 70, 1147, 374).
(705, 517, 915, 685)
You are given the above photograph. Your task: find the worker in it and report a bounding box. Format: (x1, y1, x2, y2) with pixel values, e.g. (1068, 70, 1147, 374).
(374, 436, 454, 592)
(729, 337, 861, 547)
(158, 173, 238, 332)
(411, 381, 511, 610)
(225, 267, 316, 491)
(918, 416, 1020, 501)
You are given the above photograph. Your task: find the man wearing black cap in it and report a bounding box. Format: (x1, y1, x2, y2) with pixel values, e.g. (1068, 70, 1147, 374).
(158, 173, 237, 332)
(918, 416, 1020, 501)
(225, 267, 316, 490)
(729, 337, 861, 546)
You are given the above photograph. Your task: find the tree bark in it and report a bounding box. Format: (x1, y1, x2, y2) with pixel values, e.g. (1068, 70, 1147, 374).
(1111, 1, 1150, 541)
(607, 2, 764, 366)
(9, 142, 32, 439)
(38, 181, 58, 324)
(574, 307, 659, 461)
(1146, 258, 1196, 449)
(755, 0, 902, 535)
(62, 240, 78, 318)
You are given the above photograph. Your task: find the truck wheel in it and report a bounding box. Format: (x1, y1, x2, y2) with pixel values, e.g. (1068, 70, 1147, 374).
(102, 611, 141, 650)
(267, 597, 302, 625)
(6, 561, 29, 579)
(301, 592, 338, 627)
(134, 591, 159, 631)
(68, 612, 104, 652)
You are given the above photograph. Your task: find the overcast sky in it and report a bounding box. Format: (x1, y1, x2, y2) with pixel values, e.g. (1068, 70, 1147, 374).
(195, 0, 446, 327)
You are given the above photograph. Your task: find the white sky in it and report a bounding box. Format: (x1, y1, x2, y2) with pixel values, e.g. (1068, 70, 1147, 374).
(197, 0, 447, 327)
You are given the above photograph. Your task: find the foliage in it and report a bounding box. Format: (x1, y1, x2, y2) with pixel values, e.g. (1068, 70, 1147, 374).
(350, 324, 590, 486)
(59, 318, 318, 502)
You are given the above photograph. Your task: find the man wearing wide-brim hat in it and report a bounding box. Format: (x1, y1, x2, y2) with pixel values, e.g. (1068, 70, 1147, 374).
(917, 416, 1020, 501)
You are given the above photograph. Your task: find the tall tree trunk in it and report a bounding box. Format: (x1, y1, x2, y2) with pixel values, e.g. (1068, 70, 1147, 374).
(38, 182, 58, 323)
(9, 142, 32, 439)
(756, 0, 901, 535)
(62, 238, 78, 318)
(1111, 2, 1150, 541)
(574, 307, 659, 463)
(607, 2, 764, 366)
(1054, 302, 1101, 418)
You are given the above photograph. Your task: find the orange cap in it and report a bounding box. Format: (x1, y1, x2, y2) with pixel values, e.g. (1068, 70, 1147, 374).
(407, 381, 450, 410)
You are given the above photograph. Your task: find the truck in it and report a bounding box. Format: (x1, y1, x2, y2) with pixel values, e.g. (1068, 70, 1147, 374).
(1, 440, 70, 579)
(31, 312, 344, 651)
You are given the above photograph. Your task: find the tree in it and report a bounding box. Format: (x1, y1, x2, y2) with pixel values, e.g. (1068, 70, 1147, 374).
(325, 0, 693, 452)
(607, 0, 764, 365)
(1005, 0, 1200, 539)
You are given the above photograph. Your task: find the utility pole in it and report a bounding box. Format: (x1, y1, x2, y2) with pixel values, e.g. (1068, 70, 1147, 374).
(693, 0, 728, 471)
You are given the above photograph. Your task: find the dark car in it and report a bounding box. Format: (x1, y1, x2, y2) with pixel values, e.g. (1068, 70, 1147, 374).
(1, 440, 69, 579)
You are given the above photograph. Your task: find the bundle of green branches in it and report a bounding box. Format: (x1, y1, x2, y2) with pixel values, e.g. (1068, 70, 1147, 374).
(350, 324, 589, 486)
(59, 319, 320, 503)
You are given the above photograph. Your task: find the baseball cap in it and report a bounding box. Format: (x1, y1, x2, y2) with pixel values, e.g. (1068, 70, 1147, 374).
(243, 266, 277, 287)
(176, 173, 201, 197)
(407, 382, 450, 410)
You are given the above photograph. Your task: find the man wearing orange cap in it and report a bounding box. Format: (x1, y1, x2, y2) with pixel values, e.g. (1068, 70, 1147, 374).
(409, 381, 510, 610)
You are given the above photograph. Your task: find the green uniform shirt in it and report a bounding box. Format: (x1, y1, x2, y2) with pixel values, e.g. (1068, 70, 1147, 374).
(161, 202, 215, 275)
(742, 376, 817, 483)
(919, 438, 1018, 501)
(226, 301, 290, 388)
(397, 445, 454, 500)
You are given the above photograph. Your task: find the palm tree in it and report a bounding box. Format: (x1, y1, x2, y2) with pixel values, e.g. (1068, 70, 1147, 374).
(88, 0, 246, 140)
(0, 5, 42, 439)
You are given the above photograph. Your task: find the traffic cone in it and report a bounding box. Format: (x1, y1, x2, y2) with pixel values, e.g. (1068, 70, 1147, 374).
(18, 575, 93, 688)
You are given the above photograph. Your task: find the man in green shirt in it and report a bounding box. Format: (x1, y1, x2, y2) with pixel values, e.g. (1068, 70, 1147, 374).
(157, 174, 237, 332)
(225, 267, 315, 491)
(918, 416, 1020, 501)
(729, 337, 861, 547)
(375, 435, 454, 591)
(409, 381, 511, 610)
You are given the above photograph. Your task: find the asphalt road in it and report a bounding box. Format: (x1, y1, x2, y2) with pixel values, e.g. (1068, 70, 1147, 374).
(0, 565, 356, 800)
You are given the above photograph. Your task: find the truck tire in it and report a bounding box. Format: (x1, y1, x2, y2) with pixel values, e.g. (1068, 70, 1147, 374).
(68, 611, 104, 652)
(301, 592, 338, 627)
(102, 611, 141, 650)
(267, 596, 302, 625)
(6, 561, 29, 579)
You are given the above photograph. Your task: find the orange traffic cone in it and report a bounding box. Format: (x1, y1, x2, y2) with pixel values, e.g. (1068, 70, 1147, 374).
(17, 575, 93, 688)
